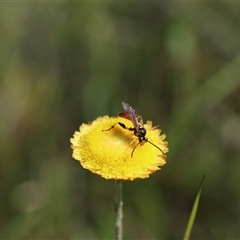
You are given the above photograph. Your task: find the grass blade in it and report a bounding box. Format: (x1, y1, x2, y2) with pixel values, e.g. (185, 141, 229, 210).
(183, 175, 205, 240)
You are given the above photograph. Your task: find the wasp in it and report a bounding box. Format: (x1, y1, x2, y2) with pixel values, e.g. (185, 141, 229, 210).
(102, 101, 164, 157)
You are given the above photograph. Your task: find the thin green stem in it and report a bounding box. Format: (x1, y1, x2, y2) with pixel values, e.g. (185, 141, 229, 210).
(114, 180, 123, 240)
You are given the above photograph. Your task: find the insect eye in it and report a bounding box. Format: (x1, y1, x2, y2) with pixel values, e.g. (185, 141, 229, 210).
(139, 127, 146, 136)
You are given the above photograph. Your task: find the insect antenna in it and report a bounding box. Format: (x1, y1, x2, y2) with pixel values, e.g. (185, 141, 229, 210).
(131, 141, 141, 158)
(147, 140, 165, 155)
(131, 140, 165, 158)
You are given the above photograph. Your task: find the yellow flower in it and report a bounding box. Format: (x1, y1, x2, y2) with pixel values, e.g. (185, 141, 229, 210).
(70, 116, 168, 180)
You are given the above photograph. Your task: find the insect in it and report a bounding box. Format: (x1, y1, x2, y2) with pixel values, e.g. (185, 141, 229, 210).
(102, 101, 164, 157)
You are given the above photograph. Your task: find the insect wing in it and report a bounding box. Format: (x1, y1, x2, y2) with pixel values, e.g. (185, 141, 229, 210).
(122, 101, 140, 129)
(122, 101, 131, 112)
(122, 102, 136, 118)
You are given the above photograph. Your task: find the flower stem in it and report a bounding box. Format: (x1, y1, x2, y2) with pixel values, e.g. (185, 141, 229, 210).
(114, 180, 123, 240)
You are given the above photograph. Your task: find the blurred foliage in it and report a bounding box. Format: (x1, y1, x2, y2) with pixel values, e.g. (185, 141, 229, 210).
(0, 2, 240, 239)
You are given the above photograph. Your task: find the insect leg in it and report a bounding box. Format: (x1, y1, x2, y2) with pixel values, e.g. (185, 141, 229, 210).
(102, 122, 135, 132)
(118, 122, 134, 131)
(102, 123, 118, 132)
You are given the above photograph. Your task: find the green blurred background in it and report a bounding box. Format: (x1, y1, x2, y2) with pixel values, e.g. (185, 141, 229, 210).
(0, 2, 240, 239)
